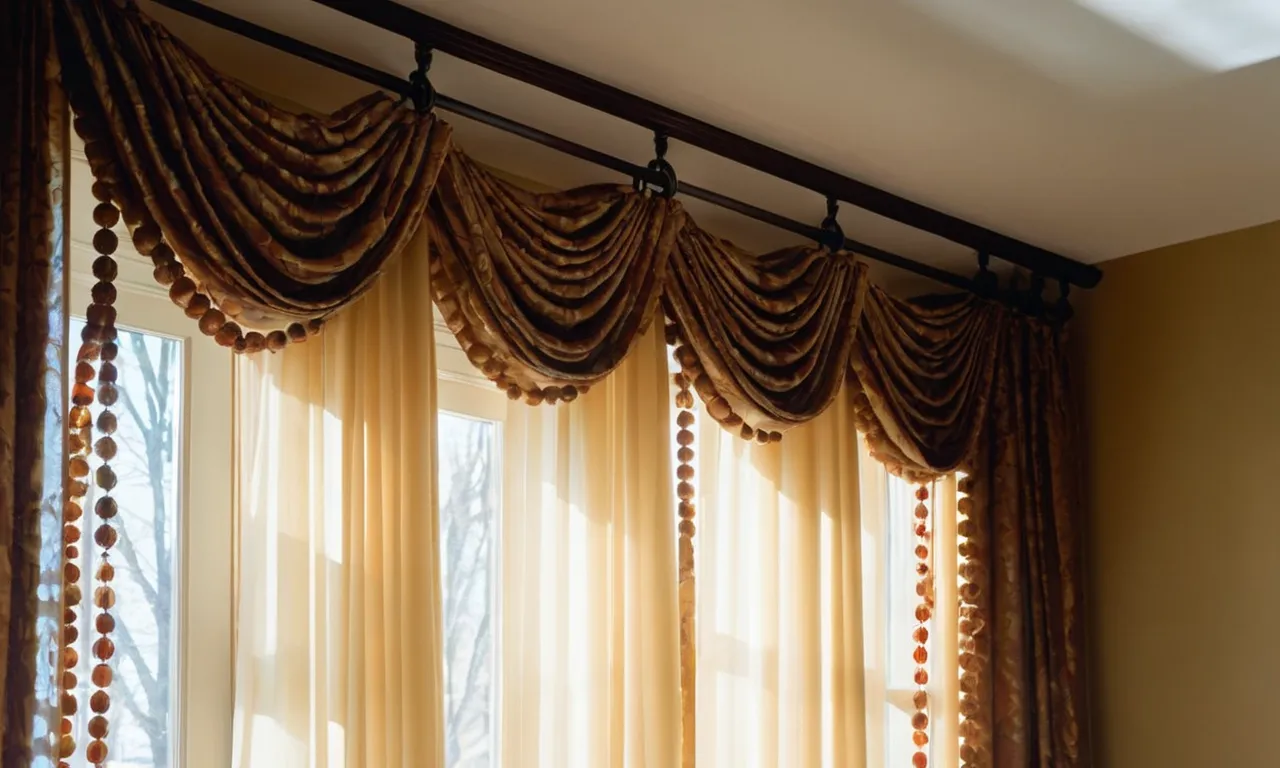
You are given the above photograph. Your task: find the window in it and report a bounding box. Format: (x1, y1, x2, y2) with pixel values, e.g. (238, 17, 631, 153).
(435, 322, 505, 768)
(64, 321, 182, 767)
(884, 473, 933, 767)
(864, 470, 960, 768)
(57, 155, 233, 768)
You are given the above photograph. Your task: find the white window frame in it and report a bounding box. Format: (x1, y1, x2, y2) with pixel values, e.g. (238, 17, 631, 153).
(861, 466, 959, 768)
(70, 205, 233, 766)
(71, 152, 505, 767)
(435, 318, 507, 422)
(433, 315, 506, 768)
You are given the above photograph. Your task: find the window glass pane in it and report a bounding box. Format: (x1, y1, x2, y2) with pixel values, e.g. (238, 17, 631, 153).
(438, 412, 499, 768)
(886, 474, 927, 689)
(67, 320, 183, 767)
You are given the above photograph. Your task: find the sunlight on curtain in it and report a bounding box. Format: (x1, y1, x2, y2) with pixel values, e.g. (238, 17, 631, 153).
(861, 469, 960, 768)
(500, 327, 681, 768)
(693, 388, 868, 768)
(231, 228, 445, 768)
(934, 475, 960, 768)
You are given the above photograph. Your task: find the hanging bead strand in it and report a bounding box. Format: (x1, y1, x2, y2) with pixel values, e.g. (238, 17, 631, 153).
(85, 196, 122, 768)
(60, 432, 86, 766)
(59, 188, 120, 764)
(87, 339, 120, 767)
(61, 406, 91, 765)
(956, 474, 987, 767)
(673, 369, 697, 768)
(61, 336, 95, 764)
(911, 484, 934, 768)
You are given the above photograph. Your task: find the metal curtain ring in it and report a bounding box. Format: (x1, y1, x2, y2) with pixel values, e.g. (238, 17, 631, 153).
(646, 157, 678, 199)
(635, 133, 678, 198)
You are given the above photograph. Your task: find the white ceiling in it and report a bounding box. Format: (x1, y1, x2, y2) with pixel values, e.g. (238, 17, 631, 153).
(139, 0, 1280, 290)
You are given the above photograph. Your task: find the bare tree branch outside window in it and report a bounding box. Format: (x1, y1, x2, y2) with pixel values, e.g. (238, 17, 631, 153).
(65, 322, 500, 768)
(67, 321, 180, 768)
(439, 412, 498, 768)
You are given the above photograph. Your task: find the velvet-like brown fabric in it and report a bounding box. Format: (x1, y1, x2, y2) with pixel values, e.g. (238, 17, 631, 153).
(665, 225, 868, 438)
(1, 0, 68, 763)
(428, 151, 685, 401)
(429, 151, 870, 432)
(849, 287, 1004, 483)
(960, 319, 1087, 767)
(52, 0, 450, 338)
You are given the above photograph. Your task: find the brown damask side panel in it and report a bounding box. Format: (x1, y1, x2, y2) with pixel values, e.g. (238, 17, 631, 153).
(964, 318, 1088, 768)
(1, 0, 68, 763)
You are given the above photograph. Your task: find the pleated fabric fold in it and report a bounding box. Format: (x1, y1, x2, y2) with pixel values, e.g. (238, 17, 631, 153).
(53, 0, 450, 340)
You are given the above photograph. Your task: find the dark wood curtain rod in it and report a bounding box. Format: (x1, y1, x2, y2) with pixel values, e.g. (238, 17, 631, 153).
(147, 0, 1092, 302)
(309, 0, 1100, 291)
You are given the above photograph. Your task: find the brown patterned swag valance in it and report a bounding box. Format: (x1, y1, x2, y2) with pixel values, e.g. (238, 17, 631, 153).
(427, 152, 871, 439)
(427, 151, 685, 402)
(849, 288, 1004, 483)
(53, 0, 451, 351)
(52, 0, 877, 440)
(665, 226, 868, 439)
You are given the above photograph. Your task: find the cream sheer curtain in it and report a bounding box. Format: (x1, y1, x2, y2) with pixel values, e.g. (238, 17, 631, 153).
(500, 327, 681, 768)
(694, 386, 963, 768)
(693, 388, 869, 768)
(231, 228, 445, 767)
(224, 225, 958, 768)
(934, 475, 960, 768)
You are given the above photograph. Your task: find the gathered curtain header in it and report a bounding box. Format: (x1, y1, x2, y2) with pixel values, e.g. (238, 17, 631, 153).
(52, 0, 1061, 463)
(54, 0, 451, 349)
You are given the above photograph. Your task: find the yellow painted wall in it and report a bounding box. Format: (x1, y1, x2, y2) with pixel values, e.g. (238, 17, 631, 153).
(1075, 221, 1280, 767)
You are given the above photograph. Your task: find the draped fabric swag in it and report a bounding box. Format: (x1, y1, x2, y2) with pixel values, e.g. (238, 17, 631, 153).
(665, 227, 869, 437)
(52, 0, 451, 346)
(429, 152, 685, 401)
(849, 289, 1003, 482)
(426, 151, 874, 442)
(0, 0, 1088, 765)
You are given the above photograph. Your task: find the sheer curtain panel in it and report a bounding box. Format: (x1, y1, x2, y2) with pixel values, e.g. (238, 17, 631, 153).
(231, 229, 445, 768)
(500, 327, 681, 768)
(693, 388, 869, 768)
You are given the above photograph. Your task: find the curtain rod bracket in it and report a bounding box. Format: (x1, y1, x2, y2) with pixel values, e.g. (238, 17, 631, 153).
(1021, 273, 1047, 317)
(1048, 278, 1074, 323)
(818, 197, 845, 252)
(636, 131, 677, 199)
(973, 252, 999, 298)
(409, 42, 436, 114)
